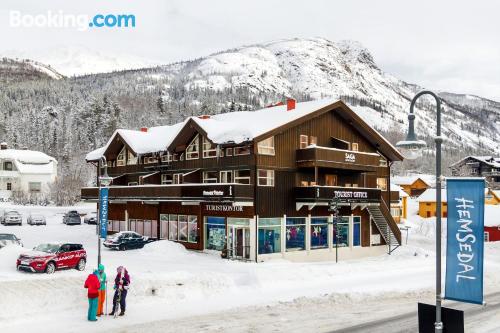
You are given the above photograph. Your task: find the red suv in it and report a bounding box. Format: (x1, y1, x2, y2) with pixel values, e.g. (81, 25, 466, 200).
(17, 243, 87, 274)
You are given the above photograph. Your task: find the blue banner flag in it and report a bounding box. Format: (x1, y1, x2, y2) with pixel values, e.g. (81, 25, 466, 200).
(99, 187, 109, 240)
(445, 178, 485, 305)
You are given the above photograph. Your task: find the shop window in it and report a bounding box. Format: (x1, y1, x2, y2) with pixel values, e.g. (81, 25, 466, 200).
(188, 215, 198, 243)
(234, 146, 251, 156)
(257, 169, 274, 186)
(6, 182, 12, 191)
(258, 218, 282, 254)
(161, 174, 172, 185)
(204, 216, 226, 251)
(220, 170, 233, 183)
(310, 136, 317, 146)
(203, 137, 218, 158)
(203, 171, 218, 183)
(143, 220, 152, 238)
(353, 216, 361, 247)
(234, 170, 251, 184)
(352, 143, 359, 151)
(117, 147, 126, 166)
(257, 137, 275, 155)
(376, 178, 387, 191)
(225, 148, 233, 156)
(168, 214, 178, 240)
(300, 135, 308, 149)
(178, 215, 188, 241)
(311, 217, 328, 249)
(186, 135, 200, 160)
(127, 150, 137, 165)
(333, 217, 349, 247)
(173, 173, 183, 184)
(160, 214, 168, 239)
(286, 217, 306, 251)
(29, 182, 41, 193)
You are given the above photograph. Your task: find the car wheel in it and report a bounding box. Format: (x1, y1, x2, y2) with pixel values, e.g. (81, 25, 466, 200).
(119, 244, 126, 251)
(45, 262, 56, 274)
(76, 259, 86, 271)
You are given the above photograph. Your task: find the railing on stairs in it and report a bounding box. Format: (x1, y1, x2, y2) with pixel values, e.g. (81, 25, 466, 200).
(367, 197, 402, 254)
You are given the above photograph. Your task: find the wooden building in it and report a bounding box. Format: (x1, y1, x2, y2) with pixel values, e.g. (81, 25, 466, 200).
(451, 156, 500, 190)
(390, 184, 408, 223)
(417, 189, 447, 218)
(392, 175, 431, 197)
(82, 99, 403, 262)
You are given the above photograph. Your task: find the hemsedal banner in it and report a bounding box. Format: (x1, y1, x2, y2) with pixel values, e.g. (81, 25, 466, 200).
(445, 178, 485, 305)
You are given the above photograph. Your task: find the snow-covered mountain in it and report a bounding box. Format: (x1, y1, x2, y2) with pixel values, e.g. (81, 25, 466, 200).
(3, 46, 158, 77)
(152, 37, 499, 153)
(0, 58, 63, 83)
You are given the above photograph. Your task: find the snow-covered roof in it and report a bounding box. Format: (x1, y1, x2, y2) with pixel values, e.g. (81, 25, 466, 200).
(417, 188, 447, 202)
(0, 149, 57, 174)
(485, 205, 500, 227)
(87, 98, 402, 161)
(392, 175, 432, 187)
(390, 183, 408, 197)
(451, 156, 500, 168)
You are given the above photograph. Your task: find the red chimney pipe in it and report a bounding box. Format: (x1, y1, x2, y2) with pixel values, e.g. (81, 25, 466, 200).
(287, 98, 296, 111)
(140, 127, 148, 132)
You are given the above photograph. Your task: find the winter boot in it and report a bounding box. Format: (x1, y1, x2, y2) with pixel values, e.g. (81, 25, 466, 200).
(119, 311, 125, 316)
(109, 311, 115, 316)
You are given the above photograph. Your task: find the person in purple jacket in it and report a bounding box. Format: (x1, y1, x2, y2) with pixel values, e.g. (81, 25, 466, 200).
(109, 266, 130, 316)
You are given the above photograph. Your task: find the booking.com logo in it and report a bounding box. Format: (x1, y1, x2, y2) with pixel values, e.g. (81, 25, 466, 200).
(9, 10, 136, 31)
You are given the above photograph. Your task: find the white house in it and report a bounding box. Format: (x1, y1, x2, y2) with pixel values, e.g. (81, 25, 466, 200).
(0, 143, 58, 200)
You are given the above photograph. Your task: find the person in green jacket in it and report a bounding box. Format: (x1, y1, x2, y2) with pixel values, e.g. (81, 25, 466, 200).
(96, 264, 107, 316)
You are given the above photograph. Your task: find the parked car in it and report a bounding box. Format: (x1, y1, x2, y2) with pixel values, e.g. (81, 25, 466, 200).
(103, 231, 153, 251)
(0, 210, 22, 226)
(16, 243, 86, 274)
(0, 233, 22, 248)
(84, 212, 98, 225)
(63, 211, 81, 225)
(27, 214, 46, 226)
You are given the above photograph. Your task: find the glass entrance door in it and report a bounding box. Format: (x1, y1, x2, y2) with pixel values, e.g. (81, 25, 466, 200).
(229, 226, 250, 259)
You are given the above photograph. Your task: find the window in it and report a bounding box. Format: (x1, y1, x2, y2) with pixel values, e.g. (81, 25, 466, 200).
(345, 183, 351, 187)
(144, 156, 157, 164)
(391, 207, 401, 217)
(186, 135, 200, 160)
(203, 171, 218, 183)
(173, 173, 183, 184)
(117, 147, 126, 166)
(161, 153, 172, 163)
(204, 216, 226, 251)
(325, 175, 337, 186)
(160, 214, 168, 239)
(310, 136, 317, 146)
(300, 135, 308, 149)
(173, 153, 179, 161)
(225, 148, 233, 156)
(178, 215, 188, 241)
(188, 216, 198, 243)
(202, 137, 218, 158)
(220, 170, 233, 183)
(376, 177, 387, 191)
(128, 182, 138, 186)
(258, 218, 281, 254)
(234, 170, 251, 184)
(4, 161, 13, 171)
(6, 182, 12, 191)
(379, 158, 388, 167)
(286, 218, 306, 251)
(352, 143, 359, 151)
(234, 146, 251, 155)
(352, 184, 358, 188)
(257, 169, 274, 186)
(333, 217, 349, 247)
(127, 151, 137, 165)
(257, 137, 275, 155)
(311, 217, 328, 249)
(161, 174, 172, 185)
(353, 216, 361, 246)
(28, 182, 41, 192)
(168, 215, 178, 240)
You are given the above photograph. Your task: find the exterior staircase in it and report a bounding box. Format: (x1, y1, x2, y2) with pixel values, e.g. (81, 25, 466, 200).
(367, 203, 401, 253)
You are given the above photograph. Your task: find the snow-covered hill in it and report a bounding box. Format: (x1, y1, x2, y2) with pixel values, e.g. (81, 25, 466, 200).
(0, 58, 64, 83)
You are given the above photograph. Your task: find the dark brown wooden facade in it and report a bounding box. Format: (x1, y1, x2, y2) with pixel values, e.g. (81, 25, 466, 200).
(83, 100, 403, 261)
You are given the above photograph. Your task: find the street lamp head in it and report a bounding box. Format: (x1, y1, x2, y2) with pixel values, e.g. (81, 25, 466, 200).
(396, 110, 427, 160)
(99, 175, 113, 187)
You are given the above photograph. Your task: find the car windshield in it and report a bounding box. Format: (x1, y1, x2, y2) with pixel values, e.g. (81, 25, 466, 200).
(31, 215, 43, 219)
(34, 244, 60, 253)
(0, 234, 16, 240)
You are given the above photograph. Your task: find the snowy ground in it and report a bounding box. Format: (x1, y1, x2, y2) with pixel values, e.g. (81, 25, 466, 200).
(1, 200, 500, 332)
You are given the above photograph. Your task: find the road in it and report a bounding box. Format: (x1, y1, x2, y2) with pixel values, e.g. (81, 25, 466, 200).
(111, 291, 500, 333)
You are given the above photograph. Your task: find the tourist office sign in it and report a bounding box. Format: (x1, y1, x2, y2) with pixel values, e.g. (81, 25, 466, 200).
(445, 178, 485, 305)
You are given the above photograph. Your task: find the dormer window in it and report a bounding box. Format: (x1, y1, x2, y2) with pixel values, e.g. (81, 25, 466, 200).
(117, 147, 126, 166)
(202, 137, 218, 158)
(257, 136, 275, 155)
(186, 135, 199, 160)
(127, 150, 137, 165)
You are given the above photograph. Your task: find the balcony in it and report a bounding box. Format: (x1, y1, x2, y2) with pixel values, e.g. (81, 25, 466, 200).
(81, 183, 254, 203)
(296, 146, 382, 171)
(295, 185, 382, 204)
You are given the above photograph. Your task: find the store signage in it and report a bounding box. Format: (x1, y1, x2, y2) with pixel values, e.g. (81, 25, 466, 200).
(345, 152, 356, 163)
(205, 204, 243, 212)
(203, 190, 224, 196)
(334, 190, 368, 199)
(445, 178, 484, 305)
(98, 187, 109, 239)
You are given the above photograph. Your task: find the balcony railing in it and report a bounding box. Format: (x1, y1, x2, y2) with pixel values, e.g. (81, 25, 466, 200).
(296, 146, 382, 171)
(81, 183, 254, 202)
(295, 185, 382, 203)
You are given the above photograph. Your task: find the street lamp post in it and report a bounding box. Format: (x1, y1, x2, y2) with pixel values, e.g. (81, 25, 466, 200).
(396, 91, 443, 332)
(98, 156, 113, 267)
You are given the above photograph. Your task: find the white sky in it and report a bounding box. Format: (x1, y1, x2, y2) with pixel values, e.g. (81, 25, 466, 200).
(1, 0, 499, 101)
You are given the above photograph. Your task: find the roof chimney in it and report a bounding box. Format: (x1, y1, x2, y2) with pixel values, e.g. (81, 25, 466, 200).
(0, 142, 7, 150)
(198, 115, 211, 120)
(140, 127, 148, 132)
(286, 98, 296, 111)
